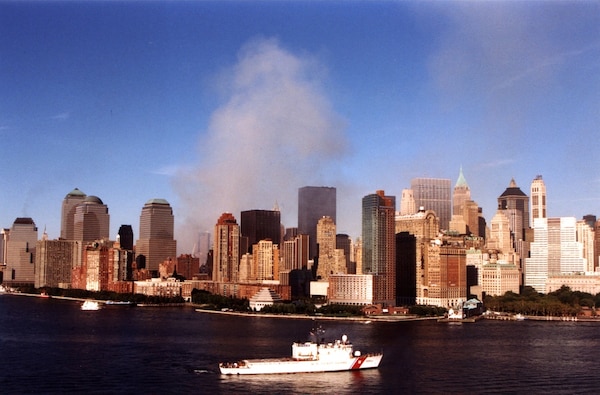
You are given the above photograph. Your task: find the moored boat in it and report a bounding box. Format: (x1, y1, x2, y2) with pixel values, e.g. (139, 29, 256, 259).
(219, 333, 382, 375)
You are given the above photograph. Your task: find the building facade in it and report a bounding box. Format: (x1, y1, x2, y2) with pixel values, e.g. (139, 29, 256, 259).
(530, 175, 547, 222)
(212, 213, 240, 283)
(2, 218, 38, 286)
(240, 209, 281, 254)
(135, 198, 177, 274)
(298, 186, 336, 260)
(411, 178, 452, 231)
(73, 196, 110, 243)
(60, 188, 87, 240)
(362, 190, 396, 306)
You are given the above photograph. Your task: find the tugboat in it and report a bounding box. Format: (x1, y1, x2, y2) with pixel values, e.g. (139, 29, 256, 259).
(219, 332, 382, 375)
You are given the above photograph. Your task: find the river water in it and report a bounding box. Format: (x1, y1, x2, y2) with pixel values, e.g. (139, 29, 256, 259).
(1, 294, 599, 394)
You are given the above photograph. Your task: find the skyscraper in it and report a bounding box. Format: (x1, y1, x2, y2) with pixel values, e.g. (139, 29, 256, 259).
(3, 218, 38, 286)
(411, 178, 452, 231)
(241, 209, 281, 253)
(399, 189, 416, 215)
(61, 188, 86, 240)
(525, 217, 586, 293)
(213, 212, 240, 283)
(530, 175, 547, 222)
(35, 238, 78, 288)
(135, 199, 176, 273)
(453, 167, 471, 216)
(362, 190, 396, 306)
(498, 178, 530, 245)
(316, 216, 345, 281)
(73, 196, 110, 243)
(298, 186, 336, 260)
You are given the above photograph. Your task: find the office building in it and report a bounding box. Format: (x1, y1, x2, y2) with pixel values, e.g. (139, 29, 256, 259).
(498, 178, 530, 245)
(362, 190, 396, 306)
(241, 209, 281, 253)
(61, 188, 86, 240)
(411, 178, 452, 231)
(73, 196, 110, 243)
(135, 199, 176, 273)
(213, 212, 240, 283)
(298, 186, 336, 260)
(399, 189, 416, 215)
(316, 216, 345, 281)
(35, 239, 79, 288)
(525, 217, 586, 293)
(453, 167, 471, 216)
(530, 175, 547, 222)
(2, 218, 38, 286)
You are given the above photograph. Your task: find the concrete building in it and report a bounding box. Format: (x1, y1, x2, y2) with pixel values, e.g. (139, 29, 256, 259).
(281, 234, 309, 271)
(411, 177, 452, 231)
(60, 188, 86, 240)
(328, 274, 374, 305)
(252, 239, 279, 282)
(576, 220, 595, 273)
(362, 190, 396, 306)
(35, 239, 79, 288)
(135, 198, 176, 274)
(298, 186, 336, 260)
(212, 213, 240, 284)
(530, 175, 547, 222)
(525, 217, 587, 293)
(399, 188, 416, 215)
(316, 216, 346, 281)
(453, 167, 471, 217)
(418, 242, 467, 308)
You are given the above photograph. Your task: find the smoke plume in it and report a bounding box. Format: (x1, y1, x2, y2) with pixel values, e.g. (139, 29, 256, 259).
(173, 38, 347, 253)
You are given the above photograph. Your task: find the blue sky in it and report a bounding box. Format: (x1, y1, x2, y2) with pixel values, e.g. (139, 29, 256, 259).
(1, 1, 599, 253)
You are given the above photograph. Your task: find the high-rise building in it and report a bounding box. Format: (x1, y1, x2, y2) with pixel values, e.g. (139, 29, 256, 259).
(316, 216, 345, 281)
(576, 220, 595, 272)
(362, 190, 396, 306)
(241, 209, 281, 253)
(399, 189, 416, 216)
(213, 212, 240, 283)
(411, 178, 452, 231)
(418, 243, 467, 308)
(525, 217, 586, 293)
(73, 196, 110, 243)
(530, 175, 547, 222)
(35, 239, 79, 288)
(252, 239, 279, 281)
(118, 225, 134, 250)
(282, 234, 309, 271)
(3, 218, 38, 286)
(298, 186, 336, 260)
(135, 199, 176, 273)
(195, 231, 211, 266)
(61, 188, 86, 240)
(453, 167, 471, 216)
(498, 178, 530, 245)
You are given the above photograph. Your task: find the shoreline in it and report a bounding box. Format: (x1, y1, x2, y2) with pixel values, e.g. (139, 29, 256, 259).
(193, 307, 440, 322)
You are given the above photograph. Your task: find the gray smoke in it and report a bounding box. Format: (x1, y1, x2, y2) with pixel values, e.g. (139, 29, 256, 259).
(173, 38, 348, 253)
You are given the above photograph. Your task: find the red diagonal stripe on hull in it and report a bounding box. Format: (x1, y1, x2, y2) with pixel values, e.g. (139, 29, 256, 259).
(351, 355, 367, 370)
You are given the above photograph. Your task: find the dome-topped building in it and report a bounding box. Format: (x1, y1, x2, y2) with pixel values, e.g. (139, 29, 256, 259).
(61, 188, 87, 240)
(74, 194, 109, 243)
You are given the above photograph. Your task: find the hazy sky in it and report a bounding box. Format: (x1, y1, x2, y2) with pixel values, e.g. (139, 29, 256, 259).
(1, 1, 599, 253)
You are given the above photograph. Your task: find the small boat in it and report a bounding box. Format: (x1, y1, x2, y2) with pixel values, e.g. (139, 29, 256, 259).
(81, 300, 100, 311)
(219, 333, 383, 375)
(514, 313, 526, 321)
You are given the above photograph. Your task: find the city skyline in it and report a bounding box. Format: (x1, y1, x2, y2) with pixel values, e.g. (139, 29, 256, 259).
(1, 2, 599, 253)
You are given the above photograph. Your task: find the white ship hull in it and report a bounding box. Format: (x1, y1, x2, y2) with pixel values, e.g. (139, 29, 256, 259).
(220, 333, 382, 375)
(220, 353, 382, 375)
